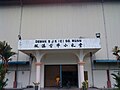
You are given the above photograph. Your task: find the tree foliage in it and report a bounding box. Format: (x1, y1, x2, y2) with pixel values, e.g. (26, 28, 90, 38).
(112, 46, 120, 60)
(0, 41, 16, 89)
(111, 73, 120, 89)
(112, 46, 120, 90)
(0, 65, 8, 90)
(0, 41, 16, 71)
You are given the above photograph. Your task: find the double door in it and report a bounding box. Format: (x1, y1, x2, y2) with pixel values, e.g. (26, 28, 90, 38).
(44, 65, 78, 87)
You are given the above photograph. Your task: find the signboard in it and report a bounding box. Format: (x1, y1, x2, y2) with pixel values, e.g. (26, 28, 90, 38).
(18, 38, 101, 50)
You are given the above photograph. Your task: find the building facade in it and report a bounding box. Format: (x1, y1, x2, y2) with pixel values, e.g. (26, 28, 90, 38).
(0, 0, 120, 89)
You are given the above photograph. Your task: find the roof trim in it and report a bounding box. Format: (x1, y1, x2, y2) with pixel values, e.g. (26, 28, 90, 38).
(0, 61, 29, 65)
(94, 59, 120, 63)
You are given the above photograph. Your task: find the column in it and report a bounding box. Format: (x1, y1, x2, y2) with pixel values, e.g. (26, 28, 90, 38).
(107, 69, 111, 88)
(13, 70, 17, 88)
(78, 61, 85, 88)
(35, 62, 42, 90)
(33, 51, 45, 90)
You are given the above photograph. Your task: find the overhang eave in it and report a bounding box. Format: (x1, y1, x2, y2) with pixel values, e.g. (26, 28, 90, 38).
(19, 48, 101, 57)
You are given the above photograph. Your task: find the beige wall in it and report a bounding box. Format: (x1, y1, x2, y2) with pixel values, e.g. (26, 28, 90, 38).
(1, 3, 120, 61)
(17, 71, 30, 88)
(94, 70, 107, 88)
(104, 3, 120, 59)
(1, 2, 120, 60)
(0, 6, 21, 51)
(5, 71, 14, 88)
(21, 3, 103, 39)
(42, 52, 78, 64)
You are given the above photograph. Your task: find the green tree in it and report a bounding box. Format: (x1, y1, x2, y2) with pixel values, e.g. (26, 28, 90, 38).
(111, 73, 120, 89)
(0, 65, 8, 89)
(112, 46, 120, 68)
(112, 46, 120, 60)
(0, 41, 16, 89)
(112, 46, 120, 89)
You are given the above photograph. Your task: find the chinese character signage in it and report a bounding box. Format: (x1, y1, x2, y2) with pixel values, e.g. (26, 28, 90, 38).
(18, 38, 101, 50)
(34, 39, 82, 49)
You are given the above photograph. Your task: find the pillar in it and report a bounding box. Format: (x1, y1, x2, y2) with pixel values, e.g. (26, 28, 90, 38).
(107, 69, 111, 88)
(13, 70, 17, 88)
(35, 62, 42, 90)
(33, 51, 45, 90)
(78, 61, 85, 88)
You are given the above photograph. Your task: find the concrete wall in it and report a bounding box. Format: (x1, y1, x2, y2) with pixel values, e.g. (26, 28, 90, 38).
(42, 52, 78, 64)
(1, 2, 120, 60)
(94, 70, 107, 88)
(6, 71, 15, 88)
(17, 71, 30, 88)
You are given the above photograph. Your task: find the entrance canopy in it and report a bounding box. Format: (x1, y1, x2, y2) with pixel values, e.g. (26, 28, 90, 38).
(18, 38, 101, 56)
(18, 38, 101, 88)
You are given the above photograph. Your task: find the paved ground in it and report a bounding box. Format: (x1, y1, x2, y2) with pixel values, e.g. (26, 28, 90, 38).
(5, 88, 114, 90)
(41, 88, 100, 90)
(23, 87, 100, 90)
(6, 87, 116, 90)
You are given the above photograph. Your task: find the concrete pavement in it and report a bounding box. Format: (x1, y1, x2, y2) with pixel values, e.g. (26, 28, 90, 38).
(6, 87, 117, 90)
(23, 87, 100, 90)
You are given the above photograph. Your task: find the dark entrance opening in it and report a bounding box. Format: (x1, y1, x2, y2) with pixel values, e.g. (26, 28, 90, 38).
(44, 65, 78, 87)
(44, 65, 60, 87)
(62, 65, 78, 87)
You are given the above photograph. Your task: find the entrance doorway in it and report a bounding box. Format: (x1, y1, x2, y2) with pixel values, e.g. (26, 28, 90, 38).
(62, 65, 78, 87)
(44, 65, 60, 87)
(44, 65, 78, 87)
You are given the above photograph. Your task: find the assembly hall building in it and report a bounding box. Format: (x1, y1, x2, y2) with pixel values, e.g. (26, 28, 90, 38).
(0, 0, 120, 89)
